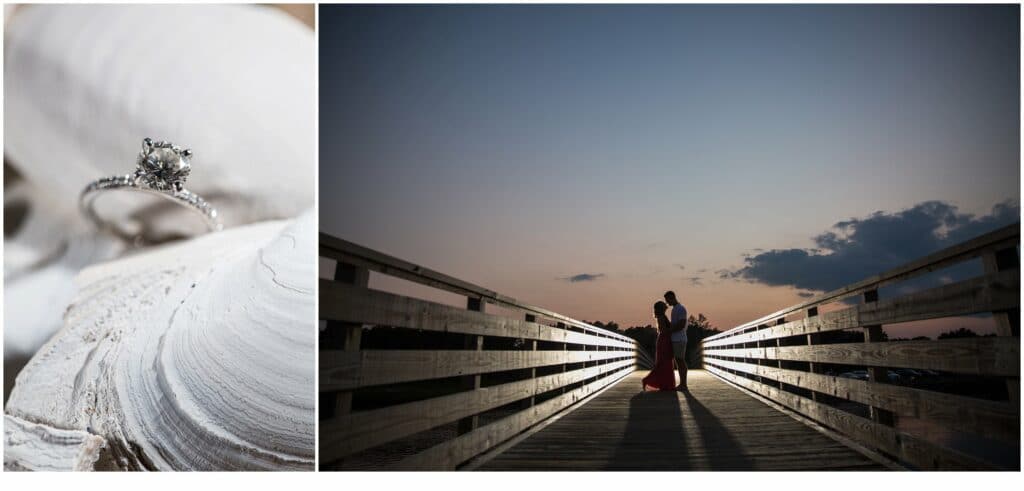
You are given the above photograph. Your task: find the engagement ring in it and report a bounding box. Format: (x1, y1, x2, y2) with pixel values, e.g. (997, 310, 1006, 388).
(80, 138, 222, 240)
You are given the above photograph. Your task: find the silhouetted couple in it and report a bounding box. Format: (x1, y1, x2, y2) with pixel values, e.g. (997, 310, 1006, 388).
(641, 290, 689, 392)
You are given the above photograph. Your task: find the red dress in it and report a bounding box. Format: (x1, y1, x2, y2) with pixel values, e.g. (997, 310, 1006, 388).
(642, 317, 677, 391)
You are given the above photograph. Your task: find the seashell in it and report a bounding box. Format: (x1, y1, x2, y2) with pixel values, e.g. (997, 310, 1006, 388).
(4, 4, 314, 227)
(3, 178, 124, 402)
(3, 416, 106, 472)
(4, 210, 316, 471)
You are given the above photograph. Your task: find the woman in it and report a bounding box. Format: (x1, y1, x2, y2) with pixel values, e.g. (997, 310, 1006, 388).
(642, 301, 677, 391)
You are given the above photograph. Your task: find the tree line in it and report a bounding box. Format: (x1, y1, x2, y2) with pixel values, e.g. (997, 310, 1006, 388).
(584, 316, 994, 366)
(586, 314, 721, 367)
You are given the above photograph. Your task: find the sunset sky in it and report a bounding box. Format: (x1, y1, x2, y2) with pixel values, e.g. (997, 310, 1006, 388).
(320, 5, 1019, 335)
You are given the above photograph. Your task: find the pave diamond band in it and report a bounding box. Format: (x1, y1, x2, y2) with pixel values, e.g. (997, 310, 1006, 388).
(79, 138, 223, 240)
(80, 175, 222, 231)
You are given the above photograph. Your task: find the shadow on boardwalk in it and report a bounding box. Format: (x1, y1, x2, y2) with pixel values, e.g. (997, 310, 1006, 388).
(608, 378, 754, 470)
(479, 370, 886, 471)
(608, 391, 689, 470)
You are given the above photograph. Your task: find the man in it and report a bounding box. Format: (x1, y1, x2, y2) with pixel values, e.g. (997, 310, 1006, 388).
(664, 291, 688, 392)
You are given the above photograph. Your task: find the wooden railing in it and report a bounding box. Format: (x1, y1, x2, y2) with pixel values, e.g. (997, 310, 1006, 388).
(319, 233, 645, 470)
(701, 223, 1020, 470)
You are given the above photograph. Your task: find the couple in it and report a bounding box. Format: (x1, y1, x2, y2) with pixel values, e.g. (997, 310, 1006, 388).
(642, 290, 689, 392)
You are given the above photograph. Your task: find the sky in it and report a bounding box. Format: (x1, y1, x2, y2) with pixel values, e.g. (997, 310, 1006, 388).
(320, 5, 1019, 334)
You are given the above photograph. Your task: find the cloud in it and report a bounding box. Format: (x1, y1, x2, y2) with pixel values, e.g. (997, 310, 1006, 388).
(674, 264, 686, 271)
(687, 276, 704, 286)
(722, 200, 1019, 292)
(796, 292, 816, 298)
(560, 273, 606, 283)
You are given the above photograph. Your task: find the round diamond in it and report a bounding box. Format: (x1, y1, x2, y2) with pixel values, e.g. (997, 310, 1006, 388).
(137, 145, 190, 191)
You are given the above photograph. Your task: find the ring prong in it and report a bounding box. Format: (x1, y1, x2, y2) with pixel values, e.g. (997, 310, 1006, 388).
(182, 148, 193, 158)
(142, 138, 153, 151)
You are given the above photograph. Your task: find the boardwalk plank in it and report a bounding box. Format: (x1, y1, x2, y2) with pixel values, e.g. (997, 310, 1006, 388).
(479, 370, 888, 471)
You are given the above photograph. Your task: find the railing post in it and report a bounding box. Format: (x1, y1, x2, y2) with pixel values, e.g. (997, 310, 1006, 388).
(526, 314, 538, 407)
(983, 247, 1020, 403)
(458, 297, 485, 434)
(862, 289, 896, 426)
(775, 318, 785, 389)
(983, 247, 1020, 337)
(756, 324, 768, 385)
(333, 262, 368, 417)
(585, 328, 593, 371)
(806, 307, 819, 401)
(749, 329, 757, 377)
(696, 340, 703, 369)
(557, 322, 568, 394)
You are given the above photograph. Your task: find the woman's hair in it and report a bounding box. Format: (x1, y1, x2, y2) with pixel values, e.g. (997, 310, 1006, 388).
(653, 301, 668, 315)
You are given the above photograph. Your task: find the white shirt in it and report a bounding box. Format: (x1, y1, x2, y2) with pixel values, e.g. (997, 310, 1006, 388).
(670, 303, 688, 343)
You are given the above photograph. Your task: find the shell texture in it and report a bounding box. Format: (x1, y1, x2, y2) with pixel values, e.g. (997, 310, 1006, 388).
(4, 210, 316, 471)
(4, 179, 124, 401)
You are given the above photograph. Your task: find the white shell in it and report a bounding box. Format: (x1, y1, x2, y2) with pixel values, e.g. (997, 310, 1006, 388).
(3, 179, 125, 401)
(4, 210, 316, 471)
(4, 416, 106, 472)
(4, 4, 314, 227)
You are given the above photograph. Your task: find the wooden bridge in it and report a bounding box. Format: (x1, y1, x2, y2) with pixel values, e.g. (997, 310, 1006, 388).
(319, 224, 1020, 471)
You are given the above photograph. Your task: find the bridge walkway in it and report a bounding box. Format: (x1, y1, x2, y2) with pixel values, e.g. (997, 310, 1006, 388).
(478, 370, 890, 471)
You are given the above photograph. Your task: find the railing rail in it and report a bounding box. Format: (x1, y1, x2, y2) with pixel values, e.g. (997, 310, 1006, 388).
(319, 233, 645, 470)
(701, 223, 1020, 470)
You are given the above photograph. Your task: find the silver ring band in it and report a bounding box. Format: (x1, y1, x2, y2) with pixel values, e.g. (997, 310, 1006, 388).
(80, 174, 222, 233)
(79, 138, 223, 240)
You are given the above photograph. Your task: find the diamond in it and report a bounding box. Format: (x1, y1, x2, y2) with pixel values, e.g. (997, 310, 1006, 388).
(135, 139, 191, 191)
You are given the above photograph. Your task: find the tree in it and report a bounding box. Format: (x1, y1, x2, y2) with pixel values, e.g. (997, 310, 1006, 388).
(938, 327, 982, 339)
(588, 320, 620, 333)
(685, 314, 721, 367)
(614, 313, 721, 368)
(621, 325, 658, 361)
(890, 335, 931, 341)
